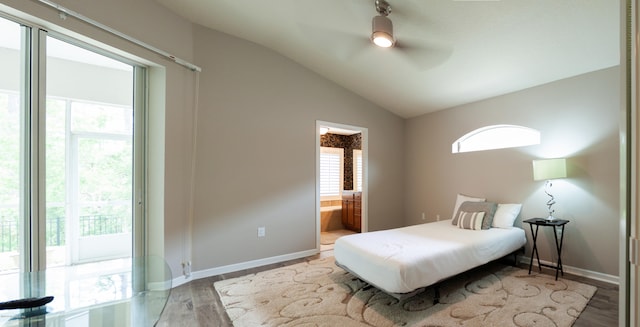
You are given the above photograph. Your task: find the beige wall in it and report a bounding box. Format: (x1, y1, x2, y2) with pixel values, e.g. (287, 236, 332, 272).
(0, 0, 622, 281)
(0, 0, 406, 276)
(405, 66, 621, 277)
(190, 25, 405, 270)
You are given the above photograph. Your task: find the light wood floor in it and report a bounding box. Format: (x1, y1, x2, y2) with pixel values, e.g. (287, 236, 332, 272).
(156, 250, 618, 327)
(320, 229, 356, 251)
(510, 262, 619, 327)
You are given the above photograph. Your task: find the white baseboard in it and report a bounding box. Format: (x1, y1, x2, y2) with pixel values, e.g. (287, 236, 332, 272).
(171, 251, 619, 288)
(519, 256, 619, 285)
(171, 249, 319, 287)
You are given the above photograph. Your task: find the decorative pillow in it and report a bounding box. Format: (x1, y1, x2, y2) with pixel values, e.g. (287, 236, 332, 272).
(456, 211, 486, 230)
(451, 193, 485, 223)
(492, 203, 523, 228)
(456, 201, 497, 229)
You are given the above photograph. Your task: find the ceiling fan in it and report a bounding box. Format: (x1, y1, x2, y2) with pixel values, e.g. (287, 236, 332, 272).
(371, 0, 395, 48)
(297, 0, 452, 70)
(367, 0, 454, 70)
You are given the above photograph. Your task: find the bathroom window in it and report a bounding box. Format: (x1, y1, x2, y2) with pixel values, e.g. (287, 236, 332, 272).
(353, 149, 362, 192)
(320, 147, 343, 199)
(452, 124, 540, 153)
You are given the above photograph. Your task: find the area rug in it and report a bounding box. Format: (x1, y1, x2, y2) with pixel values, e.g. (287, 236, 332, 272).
(213, 257, 597, 327)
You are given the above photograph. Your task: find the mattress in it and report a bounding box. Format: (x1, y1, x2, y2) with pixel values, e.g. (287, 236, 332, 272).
(334, 219, 526, 294)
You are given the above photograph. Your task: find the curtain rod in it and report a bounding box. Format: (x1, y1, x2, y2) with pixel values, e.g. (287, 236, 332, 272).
(34, 0, 202, 72)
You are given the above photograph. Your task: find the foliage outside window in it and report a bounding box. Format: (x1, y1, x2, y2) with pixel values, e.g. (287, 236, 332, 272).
(1, 92, 133, 253)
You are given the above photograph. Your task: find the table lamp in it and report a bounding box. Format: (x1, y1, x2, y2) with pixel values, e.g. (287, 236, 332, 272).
(532, 158, 567, 221)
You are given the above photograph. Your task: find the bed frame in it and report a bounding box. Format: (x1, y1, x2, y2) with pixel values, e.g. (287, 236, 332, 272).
(334, 218, 528, 304)
(336, 246, 524, 303)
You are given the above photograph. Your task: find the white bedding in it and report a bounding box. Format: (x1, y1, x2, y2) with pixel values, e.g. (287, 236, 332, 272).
(334, 219, 526, 294)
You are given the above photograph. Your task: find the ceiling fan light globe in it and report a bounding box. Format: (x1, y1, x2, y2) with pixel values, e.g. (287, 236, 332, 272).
(372, 32, 394, 47)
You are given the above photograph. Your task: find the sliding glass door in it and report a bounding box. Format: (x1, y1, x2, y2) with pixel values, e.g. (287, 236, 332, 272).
(0, 14, 144, 283)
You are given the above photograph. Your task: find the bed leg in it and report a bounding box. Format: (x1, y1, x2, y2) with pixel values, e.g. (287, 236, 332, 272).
(433, 285, 440, 305)
(513, 247, 524, 267)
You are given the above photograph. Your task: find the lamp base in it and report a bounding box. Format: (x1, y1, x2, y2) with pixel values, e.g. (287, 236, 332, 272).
(546, 215, 556, 221)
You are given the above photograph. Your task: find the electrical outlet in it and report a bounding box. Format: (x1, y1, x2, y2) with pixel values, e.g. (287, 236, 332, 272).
(258, 226, 266, 238)
(436, 214, 441, 221)
(182, 261, 192, 277)
(421, 212, 425, 220)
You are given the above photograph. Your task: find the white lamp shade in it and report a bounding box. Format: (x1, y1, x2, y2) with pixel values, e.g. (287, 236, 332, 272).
(532, 158, 567, 181)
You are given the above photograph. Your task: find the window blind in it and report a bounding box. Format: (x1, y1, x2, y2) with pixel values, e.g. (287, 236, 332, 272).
(353, 149, 363, 192)
(320, 147, 343, 197)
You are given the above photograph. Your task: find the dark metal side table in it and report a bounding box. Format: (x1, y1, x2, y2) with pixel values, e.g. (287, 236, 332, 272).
(523, 218, 569, 280)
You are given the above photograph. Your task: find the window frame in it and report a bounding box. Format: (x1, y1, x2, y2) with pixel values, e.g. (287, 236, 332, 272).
(452, 124, 541, 154)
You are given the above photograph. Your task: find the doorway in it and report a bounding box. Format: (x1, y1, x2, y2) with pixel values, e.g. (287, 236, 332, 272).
(316, 121, 368, 251)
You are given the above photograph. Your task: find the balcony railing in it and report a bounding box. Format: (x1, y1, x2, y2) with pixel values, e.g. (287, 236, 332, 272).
(1, 215, 126, 253)
(0, 218, 17, 253)
(80, 215, 124, 237)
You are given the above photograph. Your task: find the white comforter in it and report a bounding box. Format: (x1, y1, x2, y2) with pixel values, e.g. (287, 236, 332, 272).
(334, 219, 526, 294)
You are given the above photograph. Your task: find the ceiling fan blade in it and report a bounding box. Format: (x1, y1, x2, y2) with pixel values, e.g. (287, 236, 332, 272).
(394, 38, 453, 70)
(297, 23, 371, 61)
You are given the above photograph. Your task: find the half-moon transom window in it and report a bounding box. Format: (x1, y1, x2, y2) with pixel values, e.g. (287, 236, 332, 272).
(452, 125, 540, 154)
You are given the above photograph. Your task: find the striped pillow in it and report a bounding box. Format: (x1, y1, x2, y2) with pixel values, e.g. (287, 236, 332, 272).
(456, 211, 486, 230)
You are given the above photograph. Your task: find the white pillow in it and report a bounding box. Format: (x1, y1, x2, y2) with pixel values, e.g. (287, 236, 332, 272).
(492, 203, 523, 228)
(451, 193, 485, 221)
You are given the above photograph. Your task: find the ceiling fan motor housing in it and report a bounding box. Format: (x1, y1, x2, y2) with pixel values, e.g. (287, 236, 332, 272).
(375, 0, 392, 16)
(371, 15, 395, 47)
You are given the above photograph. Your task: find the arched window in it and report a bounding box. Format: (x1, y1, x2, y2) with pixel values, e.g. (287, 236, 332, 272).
(452, 125, 540, 153)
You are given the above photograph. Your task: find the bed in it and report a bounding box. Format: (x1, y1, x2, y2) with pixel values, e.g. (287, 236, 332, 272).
(334, 218, 526, 298)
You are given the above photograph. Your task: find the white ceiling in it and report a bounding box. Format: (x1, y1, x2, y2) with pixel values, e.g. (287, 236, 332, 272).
(155, 0, 620, 119)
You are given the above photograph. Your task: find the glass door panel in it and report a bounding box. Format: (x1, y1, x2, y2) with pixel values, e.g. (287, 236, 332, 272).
(0, 17, 27, 276)
(45, 36, 134, 269)
(0, 16, 30, 308)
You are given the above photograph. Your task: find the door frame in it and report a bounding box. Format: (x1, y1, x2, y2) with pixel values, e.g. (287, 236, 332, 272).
(315, 120, 368, 250)
(624, 0, 637, 325)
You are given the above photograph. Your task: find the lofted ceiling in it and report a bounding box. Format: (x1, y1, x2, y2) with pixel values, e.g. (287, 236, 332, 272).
(155, 0, 620, 119)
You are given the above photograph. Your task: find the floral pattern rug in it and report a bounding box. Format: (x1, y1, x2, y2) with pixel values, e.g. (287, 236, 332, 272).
(214, 256, 596, 327)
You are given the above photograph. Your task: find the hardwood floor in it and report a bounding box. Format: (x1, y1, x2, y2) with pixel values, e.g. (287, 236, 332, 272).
(512, 263, 619, 327)
(320, 229, 356, 251)
(569, 273, 619, 327)
(156, 251, 618, 327)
